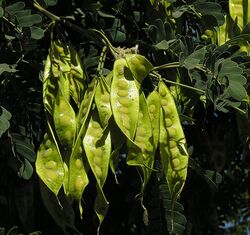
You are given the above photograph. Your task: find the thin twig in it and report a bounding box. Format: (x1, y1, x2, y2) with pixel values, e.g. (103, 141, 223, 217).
(31, 0, 104, 48)
(162, 78, 205, 94)
(152, 62, 181, 71)
(230, 105, 247, 115)
(2, 16, 22, 34)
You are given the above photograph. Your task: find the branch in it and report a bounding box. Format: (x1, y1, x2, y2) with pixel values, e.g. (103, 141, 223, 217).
(150, 72, 205, 94)
(31, 0, 104, 48)
(162, 78, 205, 94)
(1, 16, 22, 34)
(152, 62, 181, 71)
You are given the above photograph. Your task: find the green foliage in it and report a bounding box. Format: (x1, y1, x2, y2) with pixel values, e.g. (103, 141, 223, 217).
(0, 1, 44, 40)
(0, 226, 41, 235)
(159, 177, 187, 234)
(0, 64, 17, 75)
(0, 106, 11, 138)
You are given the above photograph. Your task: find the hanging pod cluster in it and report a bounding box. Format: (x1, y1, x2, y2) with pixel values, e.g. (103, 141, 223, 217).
(36, 40, 189, 231)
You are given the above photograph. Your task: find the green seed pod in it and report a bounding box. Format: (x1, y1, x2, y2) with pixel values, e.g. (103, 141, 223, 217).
(125, 54, 153, 84)
(36, 129, 64, 196)
(83, 110, 111, 230)
(43, 39, 75, 116)
(68, 144, 89, 202)
(111, 58, 139, 141)
(147, 90, 161, 149)
(127, 92, 154, 190)
(43, 53, 58, 115)
(105, 70, 113, 87)
(95, 75, 112, 128)
(52, 39, 69, 57)
(77, 79, 97, 131)
(83, 111, 111, 187)
(53, 89, 76, 148)
(68, 44, 87, 107)
(109, 119, 126, 179)
(51, 40, 71, 74)
(158, 80, 189, 202)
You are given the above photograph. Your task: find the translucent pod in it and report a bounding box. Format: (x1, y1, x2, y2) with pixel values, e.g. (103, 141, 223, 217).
(43, 39, 71, 117)
(158, 80, 189, 201)
(109, 119, 126, 179)
(95, 75, 112, 128)
(83, 110, 111, 230)
(53, 88, 76, 148)
(50, 40, 71, 75)
(127, 92, 154, 189)
(125, 54, 153, 84)
(104, 70, 113, 87)
(43, 53, 58, 115)
(36, 129, 64, 196)
(83, 111, 111, 187)
(77, 79, 97, 132)
(147, 90, 161, 149)
(110, 58, 139, 141)
(68, 45, 87, 107)
(52, 40, 70, 58)
(68, 144, 89, 215)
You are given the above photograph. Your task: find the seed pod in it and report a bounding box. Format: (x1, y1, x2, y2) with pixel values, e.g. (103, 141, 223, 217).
(127, 92, 154, 165)
(95, 75, 112, 128)
(53, 87, 76, 148)
(83, 110, 111, 230)
(109, 119, 126, 180)
(158, 80, 189, 200)
(111, 58, 139, 141)
(83, 111, 111, 187)
(63, 162, 69, 195)
(125, 54, 153, 84)
(43, 53, 57, 115)
(105, 70, 113, 87)
(43, 39, 72, 115)
(147, 90, 161, 150)
(68, 144, 89, 213)
(50, 40, 71, 78)
(127, 92, 154, 188)
(77, 79, 97, 132)
(36, 129, 64, 196)
(69, 45, 87, 107)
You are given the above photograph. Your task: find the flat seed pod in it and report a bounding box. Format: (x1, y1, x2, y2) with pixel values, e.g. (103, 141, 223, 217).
(127, 92, 154, 167)
(158, 80, 189, 200)
(43, 40, 72, 115)
(95, 187, 109, 235)
(111, 58, 139, 141)
(125, 54, 153, 84)
(69, 45, 86, 107)
(43, 54, 57, 115)
(52, 40, 86, 107)
(36, 129, 64, 196)
(77, 79, 97, 132)
(95, 75, 112, 128)
(83, 111, 111, 231)
(53, 87, 76, 148)
(68, 144, 89, 216)
(83, 111, 111, 187)
(63, 162, 69, 195)
(68, 145, 89, 198)
(127, 92, 154, 181)
(109, 119, 126, 180)
(105, 70, 113, 87)
(51, 40, 71, 69)
(147, 90, 161, 150)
